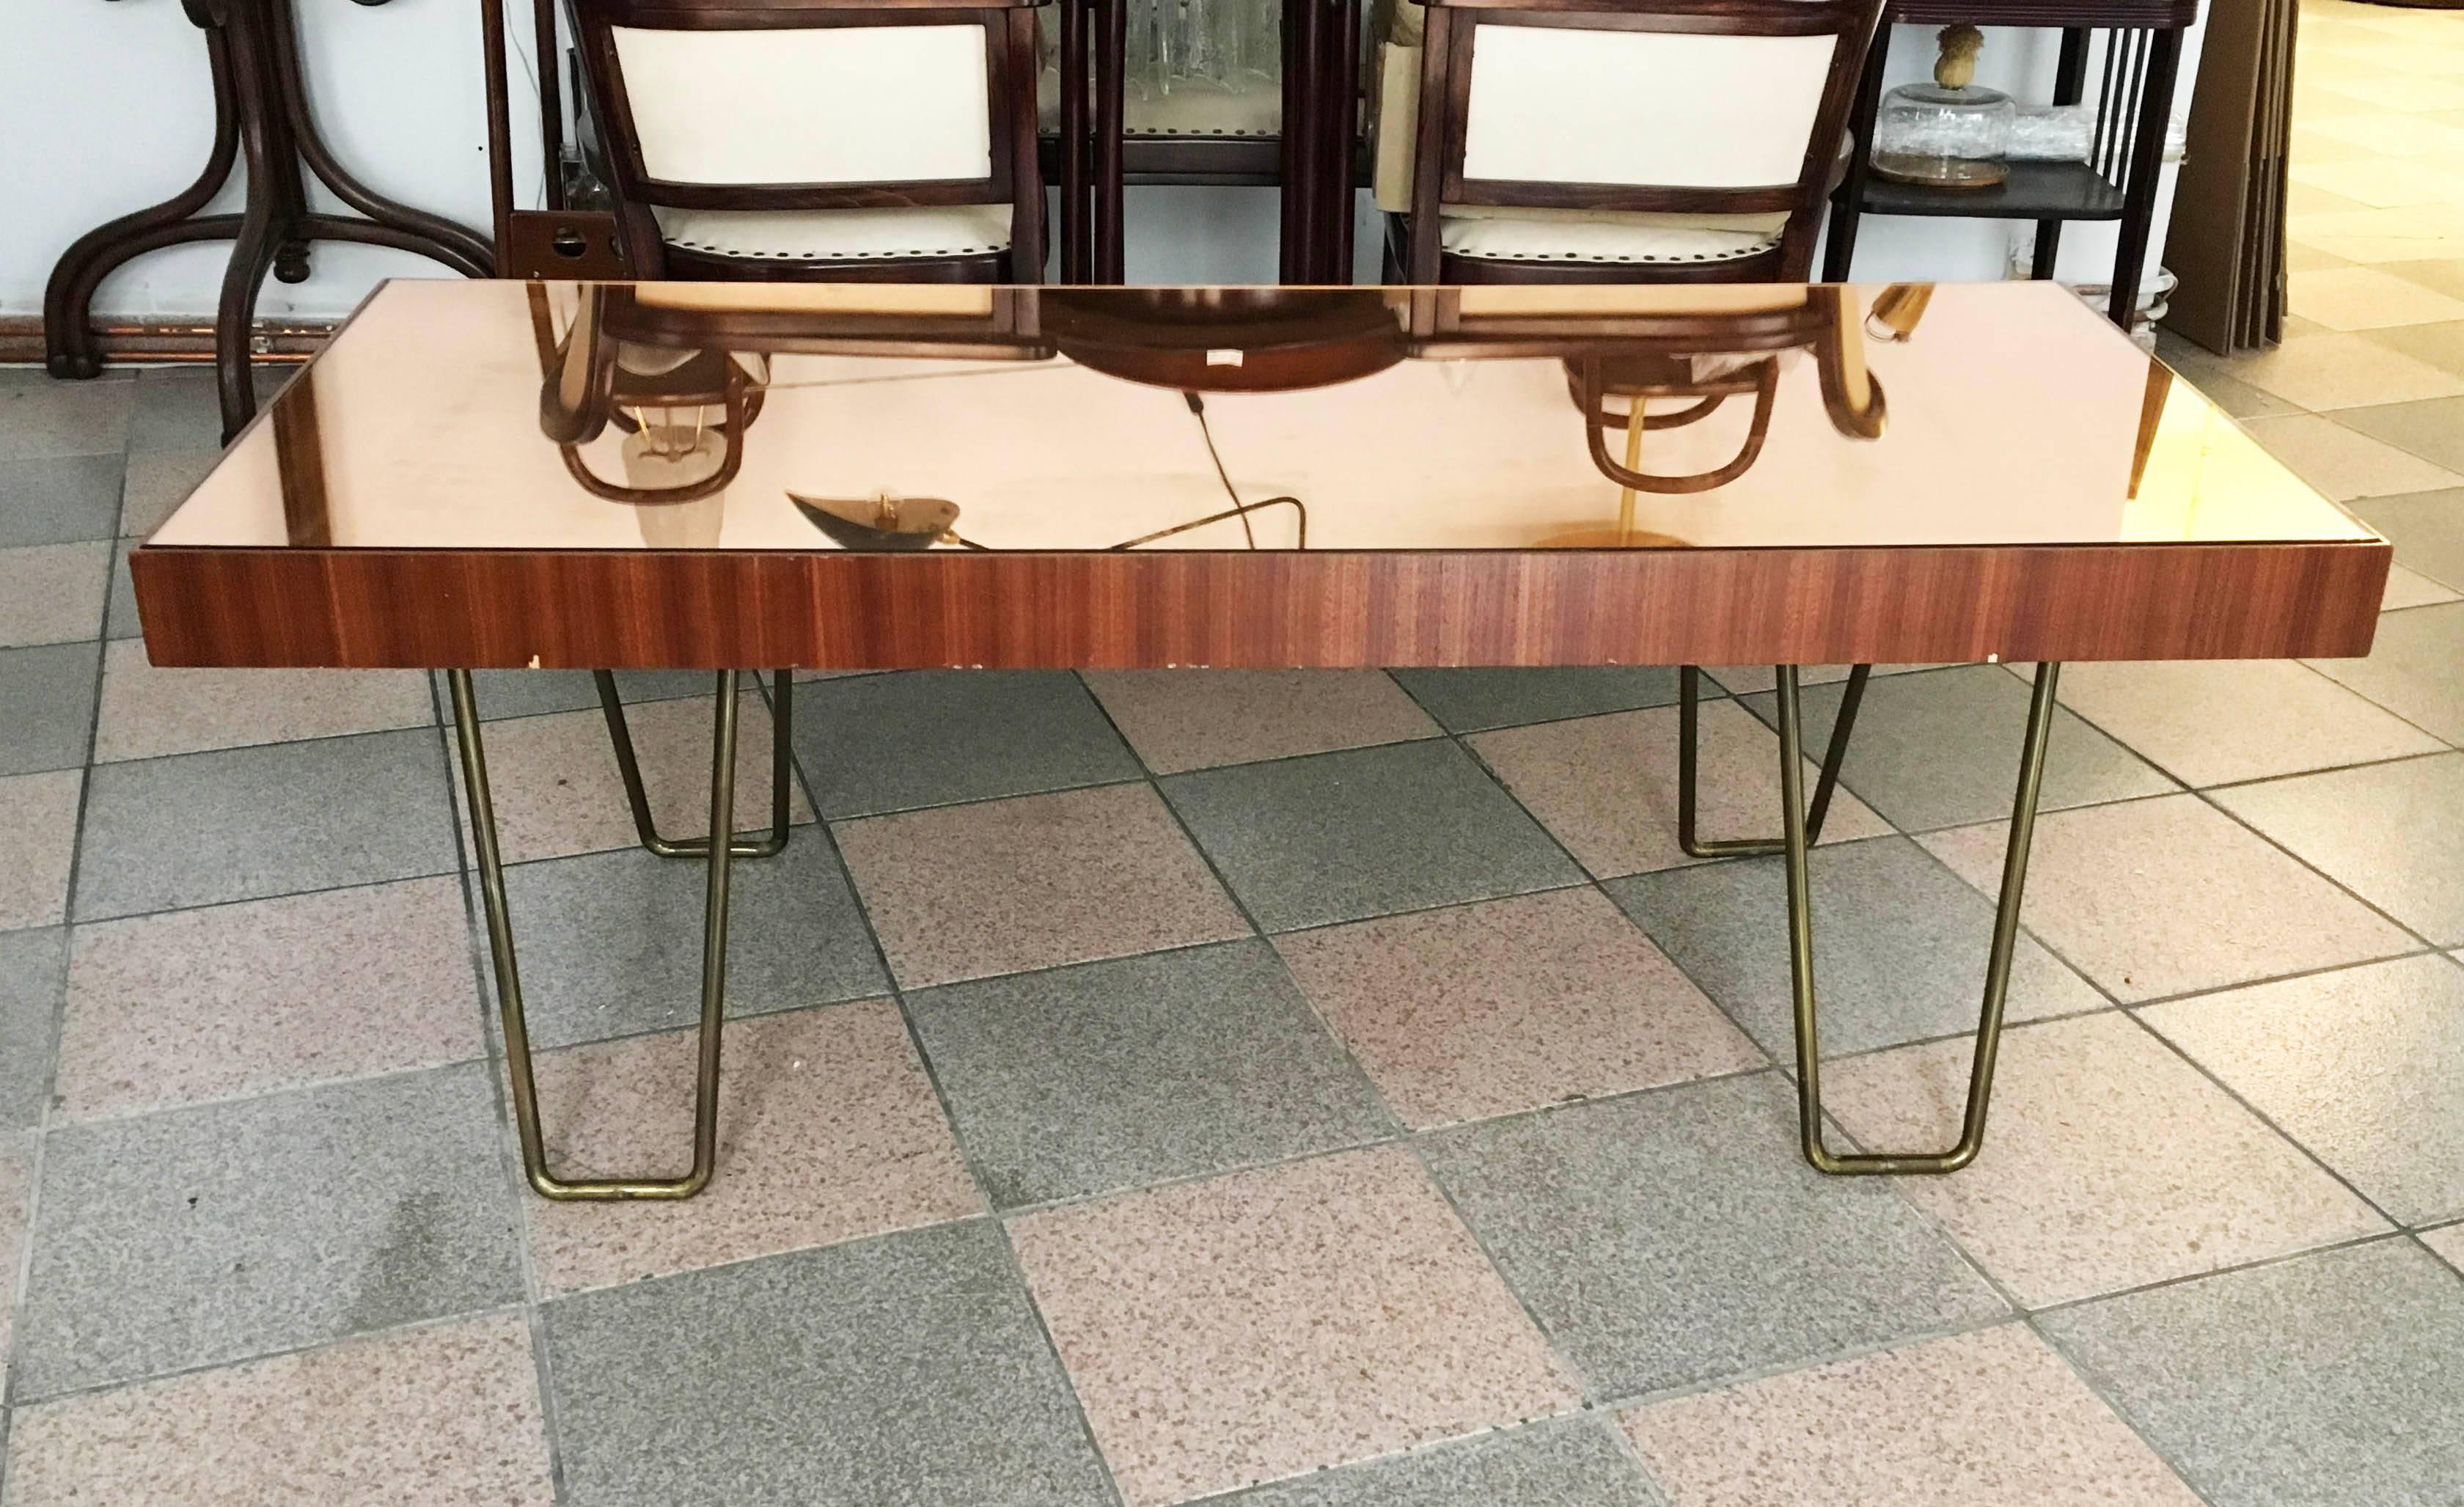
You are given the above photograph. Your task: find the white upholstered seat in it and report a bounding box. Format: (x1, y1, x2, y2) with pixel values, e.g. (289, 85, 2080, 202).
(650, 204, 1013, 262)
(1438, 213, 1782, 266)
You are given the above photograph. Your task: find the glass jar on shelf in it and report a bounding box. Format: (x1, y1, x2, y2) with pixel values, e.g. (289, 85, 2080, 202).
(1872, 25, 2015, 190)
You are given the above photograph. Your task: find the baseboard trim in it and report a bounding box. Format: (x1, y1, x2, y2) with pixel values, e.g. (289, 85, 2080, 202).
(0, 315, 335, 367)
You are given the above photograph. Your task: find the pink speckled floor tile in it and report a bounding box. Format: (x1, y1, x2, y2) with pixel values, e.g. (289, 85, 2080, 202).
(1008, 1144, 1580, 1506)
(1919, 795, 2414, 1002)
(450, 692, 810, 865)
(1623, 1324, 2203, 1506)
(1082, 670, 1440, 774)
(1825, 1012, 2388, 1307)
(1275, 888, 1760, 1129)
(0, 769, 81, 931)
(1, 1313, 553, 1506)
(525, 1002, 981, 1294)
(0, 541, 109, 648)
(835, 782, 1250, 989)
(54, 877, 483, 1119)
(1467, 701, 1888, 879)
(1, 1136, 27, 1365)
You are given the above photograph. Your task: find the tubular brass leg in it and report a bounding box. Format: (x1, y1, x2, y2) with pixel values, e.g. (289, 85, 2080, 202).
(593, 670, 793, 859)
(451, 669, 741, 1200)
(1679, 663, 1870, 859)
(1778, 661, 2061, 1175)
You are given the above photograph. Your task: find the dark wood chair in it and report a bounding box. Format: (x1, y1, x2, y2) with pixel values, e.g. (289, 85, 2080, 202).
(568, 0, 1049, 281)
(1381, 0, 1885, 285)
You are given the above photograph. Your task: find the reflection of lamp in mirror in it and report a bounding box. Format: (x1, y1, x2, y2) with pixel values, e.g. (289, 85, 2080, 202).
(531, 285, 768, 546)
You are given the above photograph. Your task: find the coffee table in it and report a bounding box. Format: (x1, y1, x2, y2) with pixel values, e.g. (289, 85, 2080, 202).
(131, 281, 2388, 1199)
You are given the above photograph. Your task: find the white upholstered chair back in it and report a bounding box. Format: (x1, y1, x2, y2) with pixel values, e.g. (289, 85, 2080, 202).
(1459, 27, 1837, 190)
(609, 24, 994, 187)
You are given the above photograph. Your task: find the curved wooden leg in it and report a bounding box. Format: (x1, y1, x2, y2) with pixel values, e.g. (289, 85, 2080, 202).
(213, 199, 284, 444)
(266, 0, 493, 275)
(43, 23, 241, 378)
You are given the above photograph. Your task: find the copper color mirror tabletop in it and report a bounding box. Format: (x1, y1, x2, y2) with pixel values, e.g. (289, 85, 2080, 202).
(132, 281, 2388, 672)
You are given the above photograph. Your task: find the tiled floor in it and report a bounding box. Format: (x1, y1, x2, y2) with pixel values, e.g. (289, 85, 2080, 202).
(9, 28, 2464, 1499)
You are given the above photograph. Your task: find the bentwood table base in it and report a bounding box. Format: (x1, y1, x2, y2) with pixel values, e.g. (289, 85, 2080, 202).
(43, 0, 491, 443)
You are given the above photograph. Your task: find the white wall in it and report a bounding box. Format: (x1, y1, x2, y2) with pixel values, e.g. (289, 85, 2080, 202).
(0, 0, 546, 320)
(1, 6, 2196, 317)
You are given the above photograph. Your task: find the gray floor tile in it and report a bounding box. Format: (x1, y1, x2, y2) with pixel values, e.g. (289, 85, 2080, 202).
(1608, 837, 2106, 1060)
(0, 769, 82, 933)
(126, 368, 224, 454)
(1700, 664, 1940, 697)
(1198, 1417, 1657, 1506)
(0, 455, 124, 547)
(460, 667, 720, 722)
(2384, 564, 2462, 611)
(73, 728, 458, 921)
(0, 378, 135, 461)
(12, 1063, 524, 1401)
(907, 939, 1391, 1209)
(1421, 1074, 2008, 1398)
(1386, 667, 1684, 733)
(500, 838, 888, 1049)
(1161, 741, 1584, 932)
(0, 642, 100, 777)
(103, 539, 140, 642)
(95, 645, 434, 763)
(2042, 1239, 2464, 1507)
(2140, 954, 2464, 1226)
(0, 928, 65, 1132)
(544, 1220, 1114, 1507)
(791, 671, 1142, 818)
(117, 450, 219, 538)
(2355, 485, 2464, 590)
(2212, 753, 2464, 945)
(1083, 670, 1440, 775)
(2336, 395, 2464, 473)
(2310, 600, 2464, 744)
(1739, 667, 2176, 832)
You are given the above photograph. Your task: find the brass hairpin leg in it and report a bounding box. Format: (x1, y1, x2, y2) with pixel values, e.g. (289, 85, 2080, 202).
(1679, 662, 1871, 859)
(1777, 661, 2061, 1175)
(450, 669, 741, 1200)
(593, 670, 794, 859)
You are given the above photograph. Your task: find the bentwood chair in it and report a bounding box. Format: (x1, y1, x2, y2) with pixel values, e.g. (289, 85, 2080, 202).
(568, 0, 1049, 281)
(1377, 0, 1885, 285)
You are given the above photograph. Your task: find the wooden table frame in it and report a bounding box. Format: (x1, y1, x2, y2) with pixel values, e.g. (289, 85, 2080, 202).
(129, 282, 2390, 1198)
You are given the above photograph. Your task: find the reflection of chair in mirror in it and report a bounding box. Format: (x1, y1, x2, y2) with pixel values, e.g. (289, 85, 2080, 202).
(1034, 288, 1418, 546)
(535, 285, 770, 508)
(567, 0, 1049, 282)
(1410, 282, 1930, 863)
(1382, 0, 1884, 285)
(1568, 285, 1889, 496)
